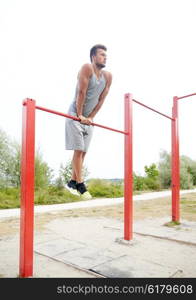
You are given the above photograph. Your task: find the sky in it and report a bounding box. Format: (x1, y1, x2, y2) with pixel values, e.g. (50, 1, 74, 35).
(0, 0, 196, 180)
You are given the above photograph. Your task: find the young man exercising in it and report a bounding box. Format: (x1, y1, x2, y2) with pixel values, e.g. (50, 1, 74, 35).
(65, 44, 112, 199)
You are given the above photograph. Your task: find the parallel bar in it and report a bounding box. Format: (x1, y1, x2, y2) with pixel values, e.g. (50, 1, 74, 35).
(19, 99, 35, 277)
(133, 99, 174, 120)
(177, 93, 196, 100)
(124, 93, 133, 240)
(35, 105, 127, 135)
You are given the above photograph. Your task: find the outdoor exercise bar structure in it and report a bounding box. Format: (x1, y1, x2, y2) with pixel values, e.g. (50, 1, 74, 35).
(19, 94, 131, 278)
(132, 92, 196, 223)
(171, 92, 196, 221)
(19, 92, 196, 277)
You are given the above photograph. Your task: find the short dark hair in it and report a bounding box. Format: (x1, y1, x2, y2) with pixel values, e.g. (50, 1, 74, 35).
(90, 44, 107, 62)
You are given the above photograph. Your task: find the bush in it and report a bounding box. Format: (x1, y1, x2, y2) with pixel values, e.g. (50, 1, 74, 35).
(34, 186, 81, 205)
(144, 177, 160, 191)
(133, 174, 147, 191)
(0, 188, 20, 209)
(88, 179, 123, 198)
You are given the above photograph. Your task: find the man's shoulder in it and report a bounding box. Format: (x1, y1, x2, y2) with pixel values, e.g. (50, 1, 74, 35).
(78, 63, 93, 78)
(103, 70, 112, 83)
(80, 63, 93, 72)
(103, 70, 112, 77)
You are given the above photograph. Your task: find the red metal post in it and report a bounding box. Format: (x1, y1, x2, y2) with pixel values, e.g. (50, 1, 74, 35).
(124, 93, 133, 240)
(171, 96, 180, 221)
(19, 98, 36, 277)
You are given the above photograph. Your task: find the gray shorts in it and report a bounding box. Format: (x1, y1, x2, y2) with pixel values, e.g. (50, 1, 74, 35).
(65, 113, 94, 152)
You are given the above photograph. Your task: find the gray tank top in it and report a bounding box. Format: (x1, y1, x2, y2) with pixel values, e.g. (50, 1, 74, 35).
(68, 72, 106, 117)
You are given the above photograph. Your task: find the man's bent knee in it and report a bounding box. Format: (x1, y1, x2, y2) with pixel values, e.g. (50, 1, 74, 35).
(74, 150, 85, 157)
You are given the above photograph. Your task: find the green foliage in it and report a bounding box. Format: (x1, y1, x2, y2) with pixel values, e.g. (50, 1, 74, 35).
(144, 177, 160, 190)
(34, 186, 80, 205)
(134, 164, 160, 191)
(34, 149, 53, 190)
(158, 150, 196, 190)
(56, 160, 90, 185)
(144, 163, 160, 190)
(1, 126, 196, 210)
(144, 163, 159, 179)
(0, 128, 53, 189)
(0, 129, 17, 187)
(158, 150, 171, 189)
(133, 174, 147, 191)
(0, 188, 20, 209)
(180, 155, 195, 189)
(0, 186, 83, 209)
(88, 179, 123, 198)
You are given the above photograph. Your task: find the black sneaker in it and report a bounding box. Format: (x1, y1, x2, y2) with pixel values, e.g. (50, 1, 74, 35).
(76, 182, 92, 200)
(65, 180, 80, 196)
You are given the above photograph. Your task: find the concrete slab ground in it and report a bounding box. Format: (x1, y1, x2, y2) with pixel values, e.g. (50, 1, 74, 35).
(33, 216, 196, 278)
(1, 215, 196, 278)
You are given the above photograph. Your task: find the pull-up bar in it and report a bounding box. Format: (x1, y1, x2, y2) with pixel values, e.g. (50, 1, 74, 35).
(36, 105, 127, 135)
(19, 94, 132, 278)
(133, 98, 174, 121)
(19, 91, 196, 278)
(177, 92, 196, 100)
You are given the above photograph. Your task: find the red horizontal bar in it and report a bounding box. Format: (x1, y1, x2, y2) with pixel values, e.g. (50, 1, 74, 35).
(133, 99, 174, 121)
(177, 93, 196, 100)
(34, 105, 127, 135)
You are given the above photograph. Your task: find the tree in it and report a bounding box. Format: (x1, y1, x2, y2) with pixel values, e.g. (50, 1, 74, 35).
(9, 142, 21, 187)
(144, 163, 160, 190)
(34, 149, 53, 190)
(158, 150, 171, 189)
(158, 150, 196, 189)
(180, 156, 194, 189)
(133, 173, 147, 191)
(56, 160, 90, 185)
(0, 128, 53, 189)
(144, 163, 159, 179)
(0, 129, 16, 187)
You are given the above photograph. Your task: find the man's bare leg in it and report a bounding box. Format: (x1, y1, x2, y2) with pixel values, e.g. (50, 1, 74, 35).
(70, 151, 92, 199)
(71, 150, 86, 183)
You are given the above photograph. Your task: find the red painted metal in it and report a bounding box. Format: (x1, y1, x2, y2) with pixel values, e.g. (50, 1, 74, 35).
(177, 93, 196, 100)
(21, 91, 192, 275)
(124, 93, 133, 240)
(171, 92, 196, 221)
(19, 98, 129, 278)
(133, 98, 174, 121)
(171, 97, 180, 221)
(36, 105, 127, 135)
(19, 98, 36, 277)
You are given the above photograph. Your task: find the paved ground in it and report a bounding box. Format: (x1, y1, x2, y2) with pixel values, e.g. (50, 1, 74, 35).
(0, 190, 196, 278)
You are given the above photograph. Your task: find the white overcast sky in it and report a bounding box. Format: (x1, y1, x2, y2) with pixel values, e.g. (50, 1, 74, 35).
(0, 0, 196, 179)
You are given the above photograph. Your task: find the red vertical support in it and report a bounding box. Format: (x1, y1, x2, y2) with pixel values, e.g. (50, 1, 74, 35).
(124, 93, 133, 240)
(171, 96, 180, 221)
(19, 98, 36, 277)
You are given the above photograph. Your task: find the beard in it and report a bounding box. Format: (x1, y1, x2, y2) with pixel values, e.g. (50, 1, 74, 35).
(96, 63, 106, 69)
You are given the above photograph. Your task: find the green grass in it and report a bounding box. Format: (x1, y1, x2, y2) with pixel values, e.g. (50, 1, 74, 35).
(88, 179, 124, 198)
(0, 188, 20, 209)
(164, 220, 181, 227)
(0, 186, 81, 209)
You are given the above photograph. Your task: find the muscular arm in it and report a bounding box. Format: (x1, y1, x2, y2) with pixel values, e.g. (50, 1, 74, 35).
(88, 72, 112, 120)
(76, 64, 92, 120)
